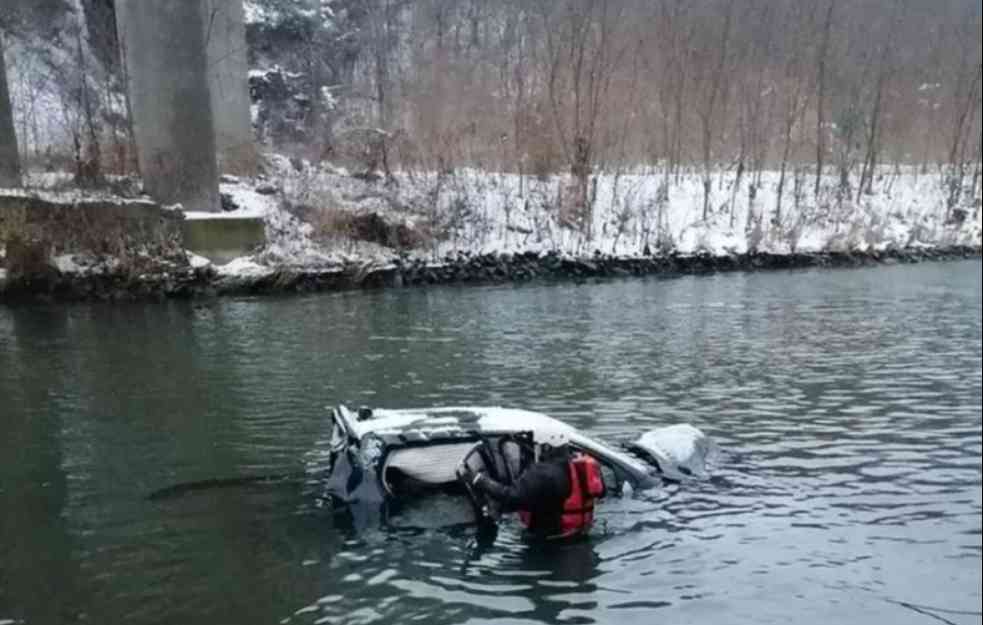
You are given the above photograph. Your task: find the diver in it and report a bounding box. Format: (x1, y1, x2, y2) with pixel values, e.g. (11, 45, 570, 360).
(456, 432, 605, 540)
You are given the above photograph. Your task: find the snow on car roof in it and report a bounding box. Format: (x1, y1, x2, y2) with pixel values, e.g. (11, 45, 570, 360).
(342, 405, 652, 479)
(348, 406, 575, 440)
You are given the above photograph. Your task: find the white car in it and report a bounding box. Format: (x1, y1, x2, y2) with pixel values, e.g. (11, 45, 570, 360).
(322, 405, 711, 513)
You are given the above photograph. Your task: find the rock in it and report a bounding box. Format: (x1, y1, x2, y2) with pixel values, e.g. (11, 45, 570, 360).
(220, 174, 241, 184)
(255, 182, 279, 195)
(220, 193, 240, 212)
(351, 170, 384, 183)
(349, 212, 422, 249)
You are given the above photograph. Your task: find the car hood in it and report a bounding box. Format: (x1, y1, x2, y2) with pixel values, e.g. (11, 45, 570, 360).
(629, 424, 712, 481)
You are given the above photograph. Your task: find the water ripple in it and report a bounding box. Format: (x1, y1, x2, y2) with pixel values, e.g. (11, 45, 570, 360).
(1, 262, 980, 625)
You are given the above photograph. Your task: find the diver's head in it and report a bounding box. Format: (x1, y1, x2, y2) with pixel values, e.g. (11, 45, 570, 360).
(539, 430, 571, 461)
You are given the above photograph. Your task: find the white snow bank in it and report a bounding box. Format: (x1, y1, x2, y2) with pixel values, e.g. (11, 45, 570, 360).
(186, 252, 212, 270)
(50, 254, 122, 276)
(216, 257, 275, 279)
(262, 163, 980, 262)
(0, 185, 157, 207)
(182, 179, 279, 220)
(183, 211, 265, 221)
(201, 161, 979, 281)
(52, 255, 83, 274)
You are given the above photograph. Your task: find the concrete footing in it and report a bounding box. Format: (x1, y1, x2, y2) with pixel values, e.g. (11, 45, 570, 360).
(181, 216, 266, 264)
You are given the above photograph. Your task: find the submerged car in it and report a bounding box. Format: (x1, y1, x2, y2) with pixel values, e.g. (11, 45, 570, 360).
(320, 405, 711, 517)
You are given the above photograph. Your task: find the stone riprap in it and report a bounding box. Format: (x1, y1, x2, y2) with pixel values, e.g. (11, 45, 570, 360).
(2, 235, 978, 302)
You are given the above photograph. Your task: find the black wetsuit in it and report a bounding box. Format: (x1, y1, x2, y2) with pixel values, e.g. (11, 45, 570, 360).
(474, 454, 572, 538)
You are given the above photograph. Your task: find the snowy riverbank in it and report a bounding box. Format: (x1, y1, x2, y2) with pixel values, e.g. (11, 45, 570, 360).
(227, 157, 982, 259)
(1, 159, 980, 302)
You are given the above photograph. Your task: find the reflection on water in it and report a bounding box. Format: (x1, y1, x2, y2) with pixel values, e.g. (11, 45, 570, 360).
(1, 261, 981, 625)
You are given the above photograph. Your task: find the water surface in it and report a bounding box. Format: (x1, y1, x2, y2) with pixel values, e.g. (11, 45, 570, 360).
(1, 261, 981, 625)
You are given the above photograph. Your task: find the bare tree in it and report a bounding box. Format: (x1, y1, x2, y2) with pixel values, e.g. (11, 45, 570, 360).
(943, 16, 982, 216)
(731, 0, 774, 228)
(649, 0, 694, 185)
(857, 1, 902, 201)
(774, 3, 811, 226)
(540, 0, 626, 238)
(814, 0, 836, 197)
(696, 0, 734, 221)
(972, 143, 981, 209)
(972, 103, 982, 204)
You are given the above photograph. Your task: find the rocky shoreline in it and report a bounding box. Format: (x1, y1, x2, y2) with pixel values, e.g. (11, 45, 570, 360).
(1, 245, 980, 304)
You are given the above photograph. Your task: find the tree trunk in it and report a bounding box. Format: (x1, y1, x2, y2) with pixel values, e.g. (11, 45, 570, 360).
(775, 120, 793, 227)
(700, 5, 733, 221)
(0, 34, 21, 188)
(815, 0, 835, 197)
(858, 42, 891, 201)
(946, 61, 981, 215)
(972, 131, 981, 202)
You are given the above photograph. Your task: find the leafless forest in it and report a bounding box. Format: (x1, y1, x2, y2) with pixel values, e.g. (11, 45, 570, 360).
(2, 0, 981, 213)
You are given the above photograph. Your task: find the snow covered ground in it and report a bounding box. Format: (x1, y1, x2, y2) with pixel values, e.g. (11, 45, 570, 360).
(4, 157, 979, 281)
(201, 157, 981, 276)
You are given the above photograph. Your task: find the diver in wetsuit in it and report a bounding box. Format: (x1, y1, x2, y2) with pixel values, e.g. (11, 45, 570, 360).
(457, 433, 605, 540)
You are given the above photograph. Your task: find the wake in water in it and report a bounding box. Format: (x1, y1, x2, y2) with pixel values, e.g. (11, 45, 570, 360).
(146, 472, 308, 501)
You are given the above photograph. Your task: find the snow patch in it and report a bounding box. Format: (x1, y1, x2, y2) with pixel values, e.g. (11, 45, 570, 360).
(0, 186, 157, 208)
(186, 252, 212, 269)
(261, 164, 979, 262)
(216, 257, 275, 279)
(184, 211, 262, 221)
(52, 255, 83, 274)
(50, 254, 122, 276)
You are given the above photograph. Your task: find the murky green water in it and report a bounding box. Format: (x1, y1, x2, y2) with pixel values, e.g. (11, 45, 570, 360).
(2, 261, 981, 625)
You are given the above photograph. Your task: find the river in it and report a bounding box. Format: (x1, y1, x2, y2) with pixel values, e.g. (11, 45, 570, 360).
(1, 261, 981, 625)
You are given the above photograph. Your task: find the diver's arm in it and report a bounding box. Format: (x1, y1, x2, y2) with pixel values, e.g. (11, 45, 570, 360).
(472, 465, 549, 509)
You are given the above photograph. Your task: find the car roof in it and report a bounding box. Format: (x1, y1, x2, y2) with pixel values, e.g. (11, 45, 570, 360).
(341, 405, 574, 439)
(336, 405, 654, 481)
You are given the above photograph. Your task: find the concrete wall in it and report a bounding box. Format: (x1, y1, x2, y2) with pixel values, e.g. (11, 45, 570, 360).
(182, 216, 265, 264)
(203, 0, 258, 176)
(0, 193, 186, 278)
(115, 0, 220, 212)
(0, 35, 21, 189)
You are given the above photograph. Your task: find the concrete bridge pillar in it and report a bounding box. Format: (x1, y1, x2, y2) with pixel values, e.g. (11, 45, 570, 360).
(0, 34, 21, 188)
(115, 0, 220, 212)
(203, 0, 258, 176)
